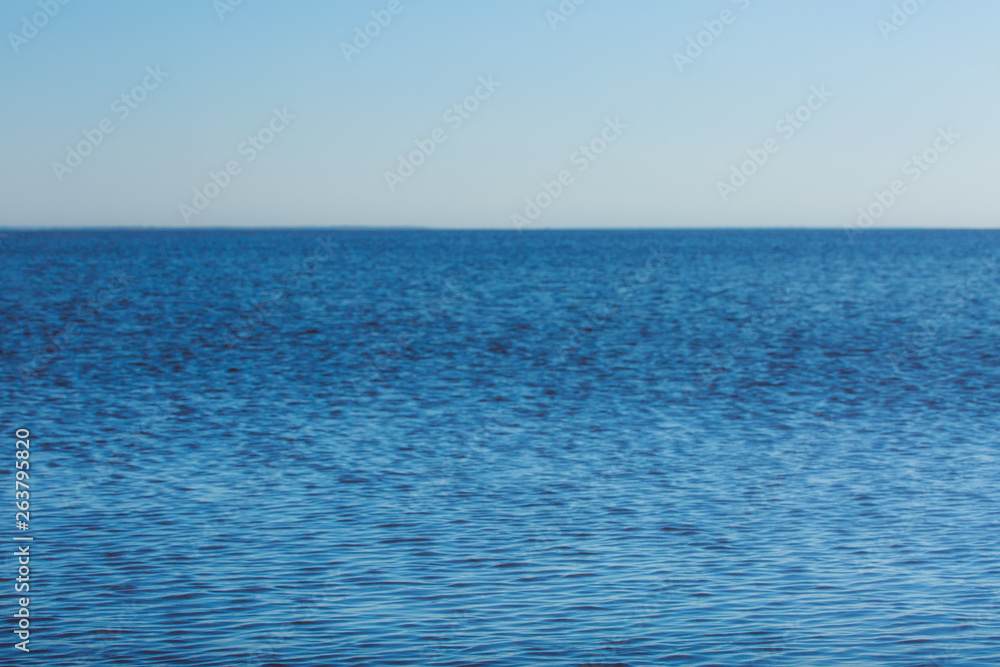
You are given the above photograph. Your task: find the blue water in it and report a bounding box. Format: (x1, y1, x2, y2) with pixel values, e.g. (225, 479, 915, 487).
(3, 229, 999, 665)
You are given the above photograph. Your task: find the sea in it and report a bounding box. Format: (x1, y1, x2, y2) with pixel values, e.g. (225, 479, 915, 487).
(2, 229, 999, 665)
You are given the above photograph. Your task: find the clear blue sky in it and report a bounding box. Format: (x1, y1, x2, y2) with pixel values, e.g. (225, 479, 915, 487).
(1, 0, 997, 228)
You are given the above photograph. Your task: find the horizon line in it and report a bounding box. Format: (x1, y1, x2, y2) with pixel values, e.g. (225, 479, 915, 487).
(2, 226, 1000, 232)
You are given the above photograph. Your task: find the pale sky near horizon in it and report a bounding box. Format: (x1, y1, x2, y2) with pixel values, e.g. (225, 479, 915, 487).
(1, 0, 998, 229)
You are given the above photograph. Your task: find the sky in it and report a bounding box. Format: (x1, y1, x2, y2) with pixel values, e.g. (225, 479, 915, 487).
(1, 0, 998, 229)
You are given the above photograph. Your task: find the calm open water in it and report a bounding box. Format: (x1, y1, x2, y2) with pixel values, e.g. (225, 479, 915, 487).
(2, 229, 999, 665)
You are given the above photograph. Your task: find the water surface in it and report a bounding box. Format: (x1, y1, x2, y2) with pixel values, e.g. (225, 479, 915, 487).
(3, 229, 999, 665)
